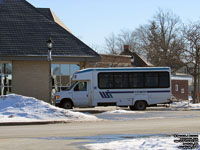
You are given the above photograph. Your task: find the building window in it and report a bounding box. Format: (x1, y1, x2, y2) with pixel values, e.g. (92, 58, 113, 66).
(175, 84, 179, 91)
(0, 63, 12, 95)
(51, 64, 80, 92)
(181, 88, 184, 94)
(188, 67, 194, 74)
(184, 67, 187, 74)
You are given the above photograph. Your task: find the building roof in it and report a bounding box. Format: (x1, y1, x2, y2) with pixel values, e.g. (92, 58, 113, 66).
(90, 54, 132, 67)
(37, 8, 72, 33)
(120, 47, 153, 67)
(0, 0, 100, 61)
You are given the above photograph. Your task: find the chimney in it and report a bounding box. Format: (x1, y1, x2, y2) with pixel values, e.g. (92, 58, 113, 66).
(124, 45, 131, 53)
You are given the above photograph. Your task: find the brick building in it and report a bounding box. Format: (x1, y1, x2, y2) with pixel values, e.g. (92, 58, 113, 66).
(87, 45, 153, 68)
(171, 79, 189, 100)
(87, 54, 132, 68)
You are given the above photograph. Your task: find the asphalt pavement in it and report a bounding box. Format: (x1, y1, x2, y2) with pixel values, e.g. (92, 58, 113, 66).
(0, 107, 200, 150)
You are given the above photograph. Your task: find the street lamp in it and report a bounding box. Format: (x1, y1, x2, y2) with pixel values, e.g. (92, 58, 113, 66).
(47, 38, 53, 61)
(47, 38, 53, 104)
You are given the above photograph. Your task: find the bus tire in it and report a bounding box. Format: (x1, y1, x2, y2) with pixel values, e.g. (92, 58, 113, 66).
(129, 105, 136, 110)
(61, 100, 73, 109)
(134, 101, 147, 110)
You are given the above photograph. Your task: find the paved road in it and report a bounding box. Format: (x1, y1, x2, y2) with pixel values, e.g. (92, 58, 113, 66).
(0, 111, 200, 150)
(74, 106, 200, 121)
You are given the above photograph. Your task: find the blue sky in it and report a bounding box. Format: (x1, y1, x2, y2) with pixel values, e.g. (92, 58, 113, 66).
(27, 0, 200, 53)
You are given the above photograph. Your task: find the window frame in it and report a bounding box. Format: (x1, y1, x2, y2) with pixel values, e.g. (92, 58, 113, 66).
(0, 63, 12, 96)
(175, 84, 179, 91)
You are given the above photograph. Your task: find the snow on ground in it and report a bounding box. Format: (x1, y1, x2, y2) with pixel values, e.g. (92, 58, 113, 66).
(102, 109, 145, 114)
(170, 101, 190, 108)
(135, 117, 166, 120)
(170, 101, 200, 110)
(84, 135, 199, 150)
(0, 94, 98, 122)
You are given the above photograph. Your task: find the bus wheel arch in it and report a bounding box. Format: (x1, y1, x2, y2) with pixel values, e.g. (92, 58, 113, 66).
(133, 100, 148, 110)
(60, 99, 74, 109)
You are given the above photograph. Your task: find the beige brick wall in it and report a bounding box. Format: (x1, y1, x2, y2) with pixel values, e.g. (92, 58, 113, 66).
(12, 60, 51, 103)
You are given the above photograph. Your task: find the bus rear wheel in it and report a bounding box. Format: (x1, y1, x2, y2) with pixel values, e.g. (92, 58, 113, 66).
(134, 101, 147, 110)
(129, 105, 136, 110)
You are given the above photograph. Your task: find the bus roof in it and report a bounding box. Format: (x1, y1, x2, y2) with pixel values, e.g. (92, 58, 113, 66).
(76, 67, 171, 74)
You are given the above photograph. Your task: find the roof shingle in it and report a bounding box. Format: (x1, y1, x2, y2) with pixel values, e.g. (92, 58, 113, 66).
(0, 0, 100, 61)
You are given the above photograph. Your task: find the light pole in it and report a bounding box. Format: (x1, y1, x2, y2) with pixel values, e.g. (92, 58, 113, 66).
(47, 38, 53, 104)
(47, 38, 53, 61)
(131, 56, 135, 66)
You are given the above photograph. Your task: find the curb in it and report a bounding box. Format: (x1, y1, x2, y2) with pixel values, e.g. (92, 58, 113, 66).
(0, 121, 70, 126)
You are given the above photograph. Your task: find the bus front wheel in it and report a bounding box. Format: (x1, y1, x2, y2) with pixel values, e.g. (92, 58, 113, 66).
(61, 100, 73, 109)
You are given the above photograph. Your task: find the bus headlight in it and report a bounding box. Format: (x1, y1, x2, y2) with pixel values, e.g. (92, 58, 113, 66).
(56, 95, 60, 100)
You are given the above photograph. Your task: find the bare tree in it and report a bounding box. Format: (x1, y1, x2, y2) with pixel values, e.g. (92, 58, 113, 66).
(105, 29, 146, 57)
(183, 22, 200, 103)
(104, 9, 184, 70)
(136, 9, 185, 70)
(105, 33, 118, 54)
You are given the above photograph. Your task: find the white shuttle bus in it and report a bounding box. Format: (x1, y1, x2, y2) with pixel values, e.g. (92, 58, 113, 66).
(55, 67, 172, 110)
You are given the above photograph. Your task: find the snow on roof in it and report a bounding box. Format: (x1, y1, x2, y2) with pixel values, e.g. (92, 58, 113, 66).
(0, 94, 98, 122)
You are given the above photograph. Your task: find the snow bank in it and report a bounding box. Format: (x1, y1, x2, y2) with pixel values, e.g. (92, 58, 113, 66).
(189, 103, 200, 109)
(102, 110, 145, 114)
(0, 94, 98, 122)
(84, 135, 199, 150)
(170, 101, 190, 108)
(170, 101, 200, 110)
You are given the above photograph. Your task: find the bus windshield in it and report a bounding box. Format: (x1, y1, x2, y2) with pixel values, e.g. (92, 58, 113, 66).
(67, 81, 78, 90)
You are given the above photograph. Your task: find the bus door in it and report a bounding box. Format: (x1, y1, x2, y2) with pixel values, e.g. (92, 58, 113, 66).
(73, 81, 90, 107)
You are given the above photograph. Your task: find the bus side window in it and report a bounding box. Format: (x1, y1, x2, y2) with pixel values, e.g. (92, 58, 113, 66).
(74, 82, 87, 91)
(159, 72, 169, 88)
